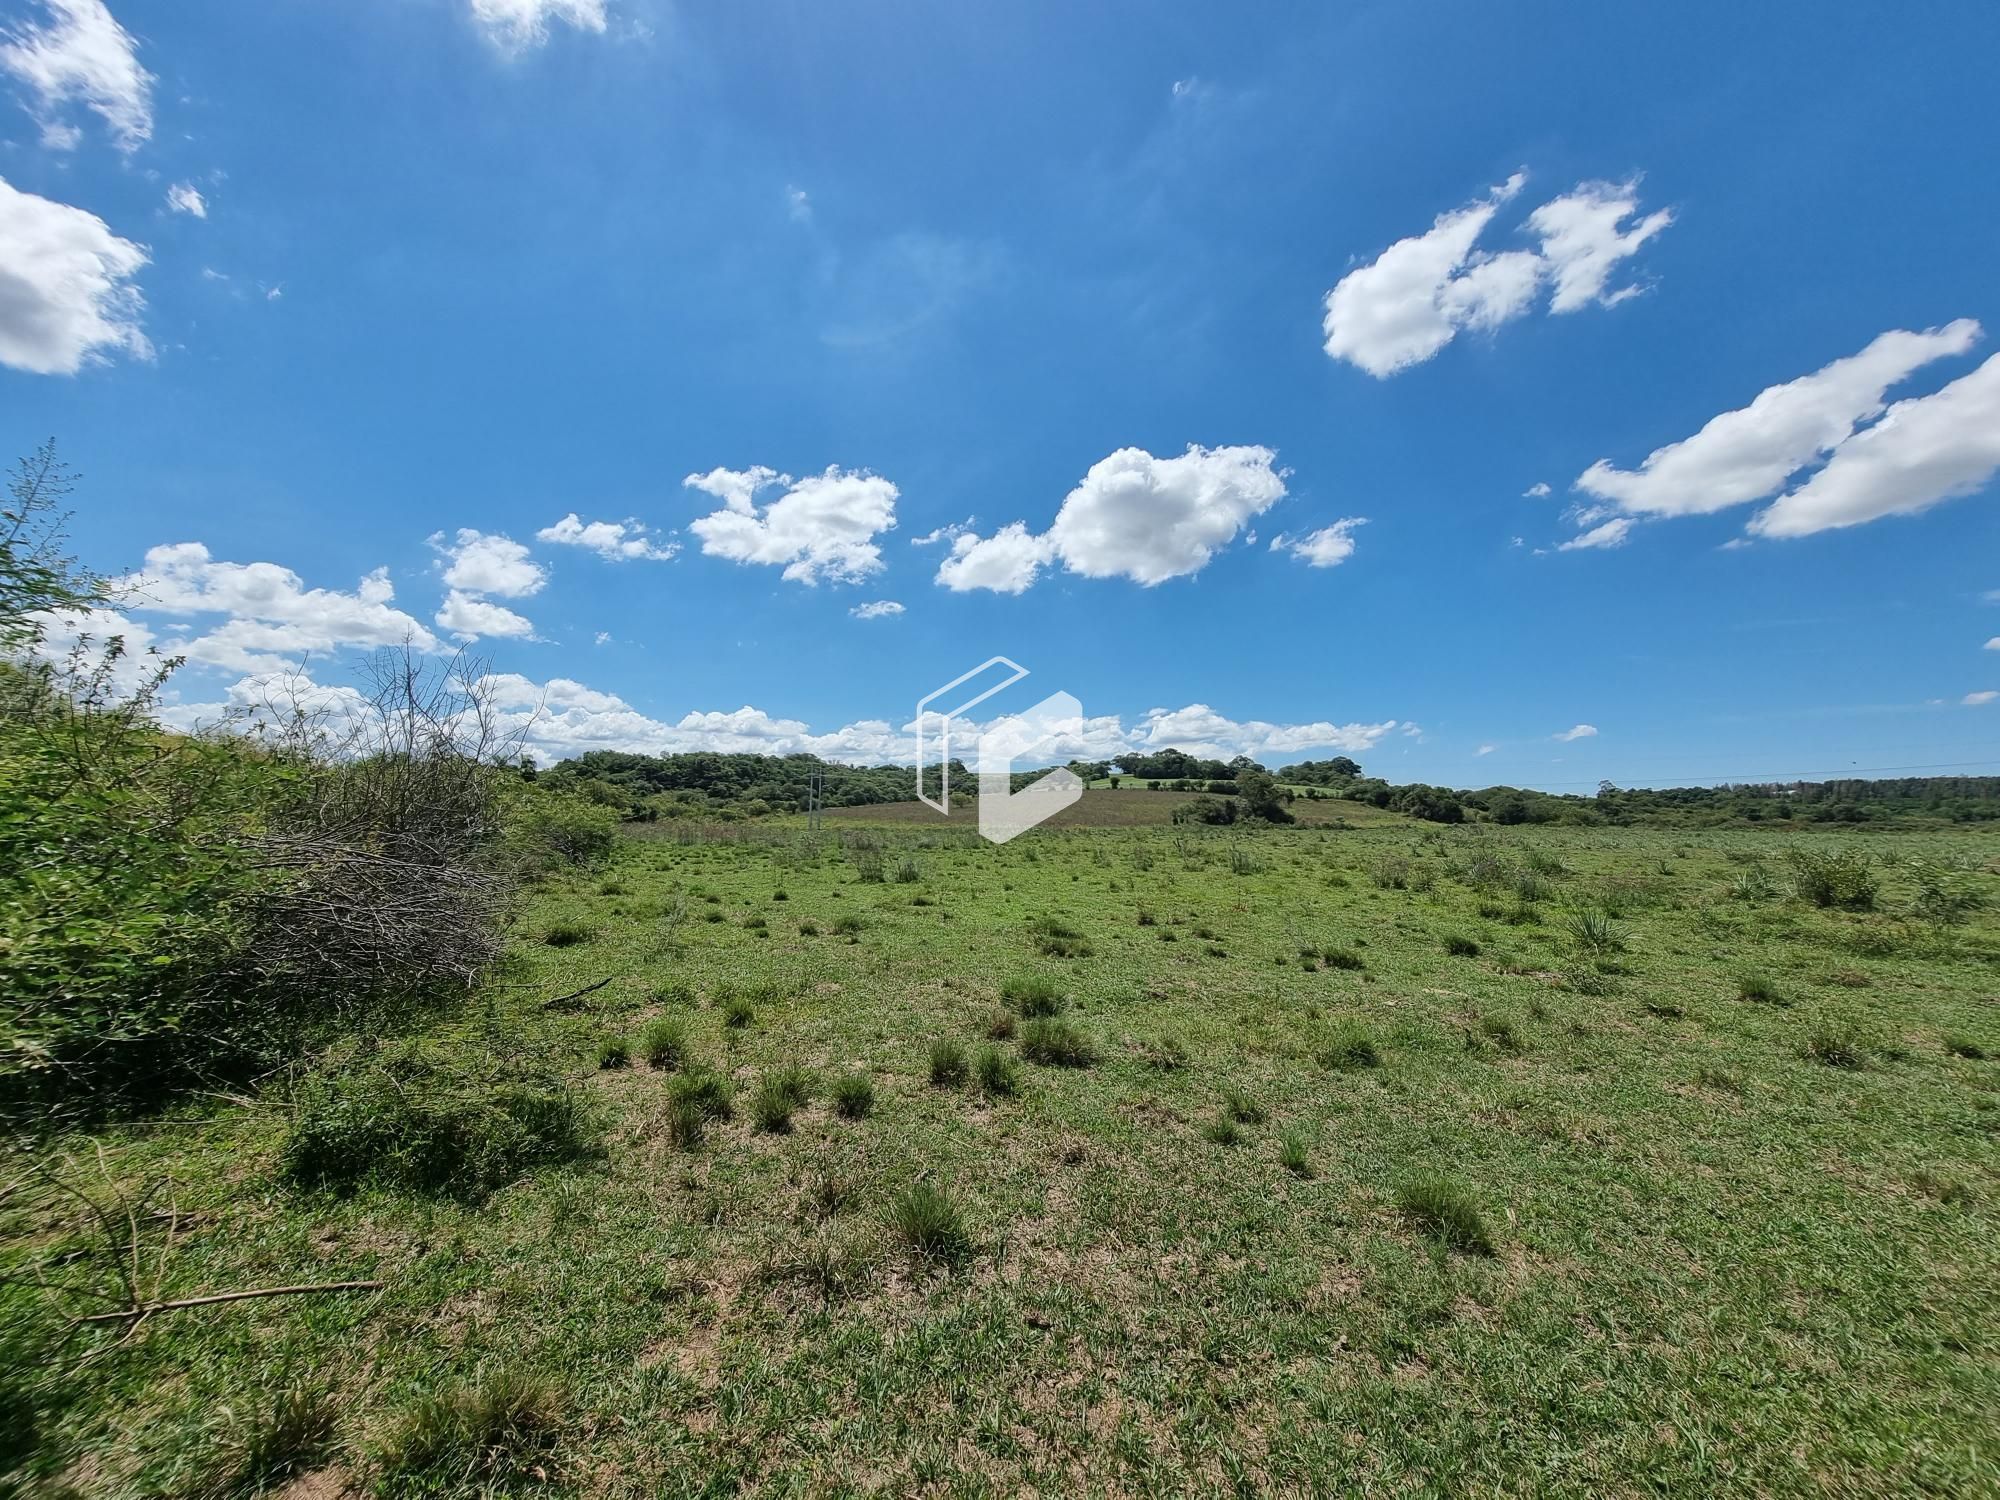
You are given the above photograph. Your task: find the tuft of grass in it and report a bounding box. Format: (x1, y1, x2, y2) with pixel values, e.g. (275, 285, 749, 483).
(670, 1067, 735, 1122)
(1943, 1034, 1988, 1060)
(888, 1181, 971, 1265)
(1202, 1113, 1241, 1146)
(752, 1074, 800, 1133)
(636, 1016, 687, 1070)
(1019, 1017, 1097, 1067)
(830, 1071, 876, 1119)
(797, 918, 821, 936)
(1221, 1085, 1266, 1124)
(974, 1045, 1020, 1097)
(542, 919, 596, 948)
(1443, 933, 1481, 958)
(205, 1382, 338, 1498)
(894, 858, 921, 883)
(1142, 1035, 1189, 1071)
(1736, 973, 1786, 1005)
(1000, 974, 1067, 1017)
(928, 1038, 969, 1087)
(1279, 1130, 1312, 1177)
(665, 1094, 706, 1149)
(1804, 1028, 1866, 1070)
(593, 1034, 631, 1070)
(984, 1008, 1017, 1041)
(377, 1366, 560, 1488)
(1396, 1177, 1494, 1254)
(832, 913, 865, 937)
(1318, 945, 1365, 971)
(1560, 906, 1624, 954)
(1316, 1022, 1380, 1071)
(721, 996, 755, 1029)
(1478, 1016, 1523, 1053)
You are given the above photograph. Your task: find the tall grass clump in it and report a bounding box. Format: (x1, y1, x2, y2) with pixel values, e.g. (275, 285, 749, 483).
(1560, 906, 1625, 954)
(1000, 974, 1067, 1017)
(1395, 1178, 1494, 1254)
(975, 1045, 1020, 1097)
(831, 1071, 877, 1118)
(1019, 1017, 1097, 1067)
(636, 1016, 687, 1069)
(377, 1366, 560, 1489)
(1316, 1022, 1380, 1071)
(1787, 847, 1877, 910)
(928, 1038, 969, 1086)
(888, 1181, 972, 1265)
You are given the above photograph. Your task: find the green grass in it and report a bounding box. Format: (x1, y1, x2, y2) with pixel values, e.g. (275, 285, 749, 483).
(10, 821, 2000, 1496)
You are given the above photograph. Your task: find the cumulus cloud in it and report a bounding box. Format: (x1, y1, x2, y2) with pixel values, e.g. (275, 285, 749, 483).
(1553, 723, 1598, 741)
(0, 175, 150, 375)
(1270, 518, 1365, 569)
(1557, 515, 1635, 551)
(1747, 352, 2000, 539)
(466, 669, 1405, 770)
(685, 466, 898, 584)
(436, 590, 536, 641)
(1986, 638, 2000, 651)
(1965, 691, 1998, 707)
(849, 600, 904, 620)
(1523, 482, 1551, 498)
(164, 182, 205, 218)
(428, 528, 547, 598)
(536, 513, 677, 562)
(1322, 175, 1670, 376)
(1575, 321, 1980, 523)
(467, 0, 607, 49)
(0, 0, 152, 151)
(937, 445, 1286, 593)
(1526, 181, 1674, 313)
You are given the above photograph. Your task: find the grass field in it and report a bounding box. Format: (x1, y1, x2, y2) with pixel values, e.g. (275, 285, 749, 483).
(825, 787, 1411, 828)
(8, 820, 2000, 1496)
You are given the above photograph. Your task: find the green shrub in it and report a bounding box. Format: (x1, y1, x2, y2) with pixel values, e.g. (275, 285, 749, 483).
(281, 1056, 597, 1202)
(832, 913, 864, 936)
(894, 858, 921, 884)
(928, 1038, 969, 1086)
(1787, 847, 1877, 910)
(889, 1181, 971, 1265)
(985, 1008, 1017, 1040)
(1318, 946, 1365, 971)
(1396, 1177, 1494, 1254)
(1559, 906, 1624, 953)
(636, 1017, 687, 1070)
(831, 1071, 876, 1118)
(1019, 1017, 1096, 1067)
(507, 791, 619, 871)
(378, 1366, 559, 1488)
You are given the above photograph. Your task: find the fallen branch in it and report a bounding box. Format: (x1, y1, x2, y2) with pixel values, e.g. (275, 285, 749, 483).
(74, 1279, 384, 1325)
(542, 976, 613, 1010)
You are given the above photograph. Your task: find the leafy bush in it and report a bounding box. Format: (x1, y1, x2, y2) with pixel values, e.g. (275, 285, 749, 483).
(1172, 795, 1238, 826)
(506, 789, 619, 872)
(1787, 847, 1877, 910)
(280, 1054, 597, 1201)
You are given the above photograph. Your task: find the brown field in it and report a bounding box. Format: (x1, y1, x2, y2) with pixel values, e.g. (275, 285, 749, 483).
(820, 786, 1414, 828)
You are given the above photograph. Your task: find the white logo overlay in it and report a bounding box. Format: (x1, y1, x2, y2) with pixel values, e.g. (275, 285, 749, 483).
(915, 657, 1084, 844)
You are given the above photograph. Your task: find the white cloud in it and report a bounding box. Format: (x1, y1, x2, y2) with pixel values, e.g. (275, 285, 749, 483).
(1747, 352, 2000, 539)
(685, 466, 898, 584)
(935, 523, 1056, 595)
(1322, 174, 1671, 377)
(1964, 691, 1998, 707)
(0, 175, 149, 375)
(1526, 180, 1673, 313)
(937, 445, 1286, 593)
(1554, 723, 1598, 742)
(1270, 518, 1365, 569)
(428, 528, 547, 598)
(0, 0, 152, 151)
(436, 590, 536, 641)
(593, 631, 611, 646)
(114, 543, 440, 671)
(1321, 175, 1537, 378)
(1523, 482, 1551, 498)
(911, 519, 973, 547)
(786, 185, 811, 223)
(1557, 516, 1635, 551)
(536, 513, 677, 562)
(1986, 638, 2000, 651)
(467, 0, 607, 49)
(1575, 320, 1980, 523)
(1475, 743, 1496, 756)
(849, 600, 904, 620)
(164, 181, 205, 218)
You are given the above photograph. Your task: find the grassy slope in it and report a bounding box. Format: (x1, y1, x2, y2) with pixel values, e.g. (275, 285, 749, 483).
(13, 824, 2000, 1497)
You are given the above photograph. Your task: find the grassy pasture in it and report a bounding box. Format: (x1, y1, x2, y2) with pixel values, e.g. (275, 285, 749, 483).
(824, 786, 1410, 828)
(7, 822, 1999, 1497)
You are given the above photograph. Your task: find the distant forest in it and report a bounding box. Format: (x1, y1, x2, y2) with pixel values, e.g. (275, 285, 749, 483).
(535, 749, 2000, 829)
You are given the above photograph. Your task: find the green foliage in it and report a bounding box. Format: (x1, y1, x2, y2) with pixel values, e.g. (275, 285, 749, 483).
(1396, 1177, 1494, 1254)
(1279, 1130, 1312, 1177)
(280, 1054, 597, 1202)
(1786, 847, 1878, 910)
(505, 786, 620, 872)
(1442, 933, 1481, 957)
(669, 1067, 734, 1122)
(1221, 1085, 1265, 1124)
(974, 1045, 1019, 1097)
(1172, 794, 1238, 826)
(636, 1017, 686, 1069)
(593, 1035, 631, 1070)
(1202, 1112, 1241, 1145)
(1000, 974, 1066, 1017)
(1316, 1023, 1380, 1071)
(1804, 1028, 1866, 1070)
(542, 919, 597, 947)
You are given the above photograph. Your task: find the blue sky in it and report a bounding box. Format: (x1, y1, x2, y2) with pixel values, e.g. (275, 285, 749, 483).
(3, 0, 1998, 790)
